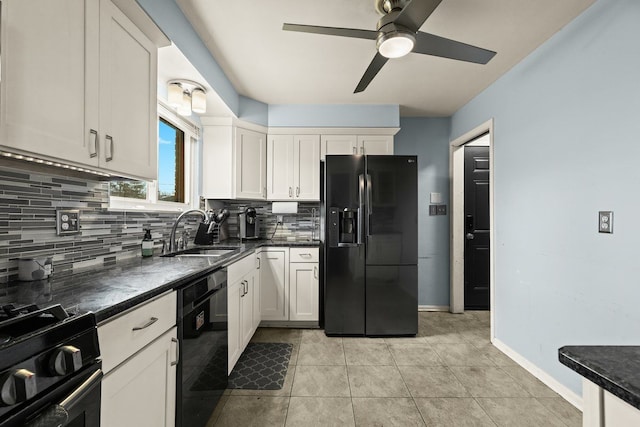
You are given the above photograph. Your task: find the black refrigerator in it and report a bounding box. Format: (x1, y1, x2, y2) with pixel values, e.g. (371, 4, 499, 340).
(322, 155, 418, 336)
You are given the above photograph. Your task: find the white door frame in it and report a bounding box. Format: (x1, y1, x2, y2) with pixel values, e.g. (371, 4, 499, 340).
(449, 119, 495, 339)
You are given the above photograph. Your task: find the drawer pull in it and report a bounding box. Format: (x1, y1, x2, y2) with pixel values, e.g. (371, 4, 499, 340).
(299, 253, 312, 258)
(314, 266, 318, 279)
(132, 317, 158, 331)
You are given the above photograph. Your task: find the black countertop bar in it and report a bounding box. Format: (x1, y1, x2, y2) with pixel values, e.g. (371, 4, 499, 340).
(0, 239, 319, 323)
(559, 345, 640, 410)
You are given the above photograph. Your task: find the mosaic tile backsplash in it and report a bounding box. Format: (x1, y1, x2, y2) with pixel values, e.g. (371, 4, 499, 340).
(0, 164, 320, 283)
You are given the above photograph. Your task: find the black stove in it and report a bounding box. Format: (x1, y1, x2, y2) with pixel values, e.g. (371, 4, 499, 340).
(0, 304, 101, 427)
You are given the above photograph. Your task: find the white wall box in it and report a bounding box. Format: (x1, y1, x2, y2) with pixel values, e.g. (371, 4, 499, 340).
(227, 251, 261, 373)
(267, 134, 320, 201)
(0, 0, 167, 180)
(260, 247, 319, 326)
(202, 119, 267, 200)
(98, 291, 178, 427)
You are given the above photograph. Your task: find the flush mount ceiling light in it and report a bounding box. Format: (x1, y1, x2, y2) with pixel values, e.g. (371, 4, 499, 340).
(167, 79, 207, 116)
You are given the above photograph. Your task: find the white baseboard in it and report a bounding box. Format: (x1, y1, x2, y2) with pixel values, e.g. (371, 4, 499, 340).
(492, 338, 583, 411)
(418, 305, 450, 312)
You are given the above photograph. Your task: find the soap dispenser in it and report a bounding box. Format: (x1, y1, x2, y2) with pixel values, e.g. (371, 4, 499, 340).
(142, 229, 154, 257)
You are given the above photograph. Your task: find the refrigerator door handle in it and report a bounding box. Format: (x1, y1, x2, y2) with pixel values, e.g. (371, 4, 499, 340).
(366, 174, 373, 236)
(358, 174, 365, 245)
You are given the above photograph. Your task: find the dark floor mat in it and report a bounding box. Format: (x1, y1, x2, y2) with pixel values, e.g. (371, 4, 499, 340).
(228, 342, 293, 390)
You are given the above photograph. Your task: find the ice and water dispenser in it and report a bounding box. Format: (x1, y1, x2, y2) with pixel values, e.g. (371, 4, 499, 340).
(328, 207, 360, 247)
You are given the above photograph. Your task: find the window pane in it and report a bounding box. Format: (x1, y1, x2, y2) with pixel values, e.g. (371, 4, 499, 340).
(158, 118, 185, 202)
(109, 181, 147, 199)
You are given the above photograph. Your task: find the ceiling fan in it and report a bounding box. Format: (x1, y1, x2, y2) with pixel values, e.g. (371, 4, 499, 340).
(283, 0, 497, 93)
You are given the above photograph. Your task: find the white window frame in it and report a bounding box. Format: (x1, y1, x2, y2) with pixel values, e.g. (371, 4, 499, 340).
(109, 102, 200, 212)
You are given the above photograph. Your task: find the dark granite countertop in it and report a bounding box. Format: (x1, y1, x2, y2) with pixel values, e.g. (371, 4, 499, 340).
(0, 239, 320, 323)
(559, 346, 640, 410)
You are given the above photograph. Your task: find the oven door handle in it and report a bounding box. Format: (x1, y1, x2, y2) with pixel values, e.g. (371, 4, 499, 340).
(25, 369, 103, 427)
(192, 285, 223, 308)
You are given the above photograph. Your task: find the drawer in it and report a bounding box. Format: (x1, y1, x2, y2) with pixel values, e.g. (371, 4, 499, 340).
(290, 247, 319, 263)
(228, 252, 256, 284)
(98, 291, 176, 374)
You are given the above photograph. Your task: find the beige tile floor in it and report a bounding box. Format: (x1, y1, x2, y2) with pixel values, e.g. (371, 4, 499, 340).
(207, 311, 582, 426)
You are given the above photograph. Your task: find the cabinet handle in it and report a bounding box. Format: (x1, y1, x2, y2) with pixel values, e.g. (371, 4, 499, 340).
(299, 253, 312, 258)
(170, 337, 180, 366)
(352, 146, 357, 155)
(105, 135, 114, 162)
(88, 129, 98, 158)
(289, 187, 292, 197)
(314, 266, 318, 279)
(244, 280, 249, 296)
(132, 317, 158, 331)
(240, 281, 245, 297)
(360, 146, 364, 155)
(296, 187, 300, 197)
(257, 257, 261, 269)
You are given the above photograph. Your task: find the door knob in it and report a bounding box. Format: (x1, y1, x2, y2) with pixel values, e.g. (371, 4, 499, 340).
(466, 233, 475, 240)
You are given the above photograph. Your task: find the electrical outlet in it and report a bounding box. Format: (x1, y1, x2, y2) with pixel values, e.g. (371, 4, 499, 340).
(56, 209, 80, 235)
(277, 215, 284, 224)
(436, 205, 447, 215)
(599, 211, 613, 233)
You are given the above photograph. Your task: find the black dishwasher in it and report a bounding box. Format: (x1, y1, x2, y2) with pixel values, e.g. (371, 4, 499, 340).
(177, 268, 228, 427)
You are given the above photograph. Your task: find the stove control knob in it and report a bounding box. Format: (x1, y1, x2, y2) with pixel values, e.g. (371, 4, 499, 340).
(50, 345, 83, 376)
(0, 369, 37, 406)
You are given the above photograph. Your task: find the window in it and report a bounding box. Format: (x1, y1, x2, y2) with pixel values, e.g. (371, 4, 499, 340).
(158, 118, 185, 203)
(109, 103, 198, 211)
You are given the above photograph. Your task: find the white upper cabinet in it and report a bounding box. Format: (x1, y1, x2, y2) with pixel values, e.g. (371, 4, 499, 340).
(267, 134, 319, 201)
(95, 0, 158, 179)
(0, 0, 161, 180)
(202, 124, 267, 200)
(321, 134, 394, 159)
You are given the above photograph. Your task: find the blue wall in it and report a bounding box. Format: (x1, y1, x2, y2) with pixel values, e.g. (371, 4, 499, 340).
(395, 118, 451, 307)
(452, 0, 640, 396)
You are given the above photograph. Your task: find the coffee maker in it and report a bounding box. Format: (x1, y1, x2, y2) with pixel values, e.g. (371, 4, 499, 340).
(238, 207, 260, 239)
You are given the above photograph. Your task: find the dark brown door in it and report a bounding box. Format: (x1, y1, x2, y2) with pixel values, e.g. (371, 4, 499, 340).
(464, 146, 490, 310)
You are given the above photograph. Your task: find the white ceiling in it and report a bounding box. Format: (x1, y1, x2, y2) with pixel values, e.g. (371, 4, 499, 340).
(174, 0, 595, 117)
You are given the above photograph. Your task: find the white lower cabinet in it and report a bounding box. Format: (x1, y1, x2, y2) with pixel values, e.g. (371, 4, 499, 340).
(227, 252, 261, 373)
(289, 262, 319, 321)
(258, 248, 289, 321)
(260, 247, 319, 324)
(101, 328, 177, 427)
(98, 291, 178, 427)
(583, 379, 640, 426)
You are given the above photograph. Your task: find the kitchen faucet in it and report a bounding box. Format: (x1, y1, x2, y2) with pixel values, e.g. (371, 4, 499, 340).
(168, 209, 211, 253)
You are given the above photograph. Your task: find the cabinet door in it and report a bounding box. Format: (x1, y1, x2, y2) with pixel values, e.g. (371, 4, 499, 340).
(259, 250, 289, 321)
(0, 0, 98, 166)
(99, 0, 157, 180)
(227, 280, 242, 374)
(267, 135, 294, 200)
(294, 135, 320, 200)
(289, 263, 319, 322)
(358, 135, 394, 155)
(101, 328, 177, 427)
(235, 128, 266, 199)
(241, 275, 255, 347)
(321, 135, 358, 160)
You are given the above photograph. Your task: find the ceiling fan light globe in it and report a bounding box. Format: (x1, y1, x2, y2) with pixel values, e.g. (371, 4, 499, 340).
(377, 31, 415, 58)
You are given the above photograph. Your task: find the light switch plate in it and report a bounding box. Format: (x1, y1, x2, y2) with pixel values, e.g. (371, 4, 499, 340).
(56, 209, 80, 235)
(429, 205, 438, 216)
(430, 192, 442, 204)
(599, 211, 613, 233)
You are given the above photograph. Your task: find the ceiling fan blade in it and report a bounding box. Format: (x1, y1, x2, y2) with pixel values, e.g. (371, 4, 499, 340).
(413, 31, 496, 64)
(393, 0, 442, 33)
(354, 53, 389, 93)
(283, 23, 378, 40)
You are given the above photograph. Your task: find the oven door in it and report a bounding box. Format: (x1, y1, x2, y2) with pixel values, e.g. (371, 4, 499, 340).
(3, 364, 102, 427)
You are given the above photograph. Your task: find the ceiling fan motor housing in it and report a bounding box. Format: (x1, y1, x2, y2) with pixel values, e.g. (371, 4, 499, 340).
(375, 0, 411, 15)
